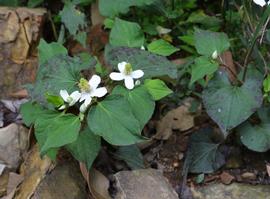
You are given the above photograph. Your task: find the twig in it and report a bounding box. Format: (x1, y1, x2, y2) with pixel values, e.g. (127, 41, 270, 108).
(260, 16, 270, 44)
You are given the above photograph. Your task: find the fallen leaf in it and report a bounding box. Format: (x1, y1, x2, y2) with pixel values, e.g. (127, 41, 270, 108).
(219, 51, 237, 82)
(14, 144, 53, 199)
(89, 168, 112, 199)
(0, 164, 5, 176)
(9, 89, 28, 99)
(155, 98, 200, 140)
(266, 164, 270, 177)
(220, 171, 234, 185)
(6, 173, 24, 194)
(241, 172, 256, 181)
(91, 1, 105, 25)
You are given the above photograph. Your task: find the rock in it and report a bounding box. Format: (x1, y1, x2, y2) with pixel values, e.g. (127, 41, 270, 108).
(0, 7, 46, 98)
(114, 169, 178, 199)
(0, 123, 28, 169)
(191, 183, 270, 199)
(32, 160, 88, 199)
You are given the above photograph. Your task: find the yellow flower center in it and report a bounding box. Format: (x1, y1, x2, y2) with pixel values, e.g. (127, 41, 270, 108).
(124, 63, 133, 75)
(78, 78, 91, 92)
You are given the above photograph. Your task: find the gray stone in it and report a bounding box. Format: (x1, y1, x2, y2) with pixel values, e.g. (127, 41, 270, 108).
(32, 161, 88, 199)
(114, 169, 178, 199)
(0, 123, 28, 169)
(192, 183, 270, 199)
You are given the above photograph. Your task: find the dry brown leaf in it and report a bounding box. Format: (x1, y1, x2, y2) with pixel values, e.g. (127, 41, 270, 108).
(266, 164, 270, 177)
(91, 1, 105, 25)
(89, 168, 112, 199)
(220, 171, 234, 185)
(219, 51, 237, 82)
(155, 98, 200, 140)
(9, 89, 28, 99)
(14, 144, 53, 199)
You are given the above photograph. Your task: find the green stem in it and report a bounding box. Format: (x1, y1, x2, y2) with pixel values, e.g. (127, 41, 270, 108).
(242, 6, 270, 81)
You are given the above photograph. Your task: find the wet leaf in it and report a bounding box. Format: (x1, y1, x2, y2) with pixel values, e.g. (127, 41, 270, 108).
(187, 128, 225, 173)
(194, 29, 230, 57)
(67, 129, 101, 170)
(114, 145, 144, 169)
(105, 45, 177, 79)
(203, 70, 263, 135)
(87, 95, 146, 145)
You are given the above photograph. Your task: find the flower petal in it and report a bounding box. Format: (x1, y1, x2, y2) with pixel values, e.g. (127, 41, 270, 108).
(89, 75, 101, 89)
(60, 90, 69, 102)
(80, 92, 89, 102)
(58, 105, 66, 110)
(253, 0, 266, 6)
(131, 70, 144, 79)
(124, 76, 134, 90)
(118, 62, 127, 73)
(80, 103, 88, 113)
(110, 72, 125, 81)
(84, 96, 92, 107)
(70, 91, 81, 103)
(91, 87, 107, 98)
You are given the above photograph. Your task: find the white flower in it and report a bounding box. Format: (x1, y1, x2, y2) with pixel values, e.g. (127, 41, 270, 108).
(212, 50, 218, 59)
(78, 75, 107, 112)
(253, 0, 269, 6)
(141, 46, 145, 50)
(109, 62, 144, 90)
(59, 90, 81, 110)
(156, 25, 171, 35)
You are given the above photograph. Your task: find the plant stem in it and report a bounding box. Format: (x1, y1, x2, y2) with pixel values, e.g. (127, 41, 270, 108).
(242, 6, 270, 81)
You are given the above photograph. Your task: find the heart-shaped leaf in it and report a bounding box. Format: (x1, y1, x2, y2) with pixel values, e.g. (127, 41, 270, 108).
(194, 29, 230, 57)
(87, 95, 146, 145)
(109, 18, 145, 48)
(202, 70, 263, 135)
(187, 128, 225, 173)
(105, 45, 177, 79)
(112, 86, 155, 128)
(67, 129, 101, 170)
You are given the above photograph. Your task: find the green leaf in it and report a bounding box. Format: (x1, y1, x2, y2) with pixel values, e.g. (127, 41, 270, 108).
(109, 18, 145, 48)
(114, 145, 144, 169)
(59, 1, 86, 35)
(187, 128, 225, 173)
(38, 39, 67, 65)
(0, 0, 20, 6)
(194, 29, 230, 57)
(27, 0, 44, 7)
(144, 79, 172, 100)
(263, 75, 270, 93)
(20, 102, 61, 159)
(202, 70, 263, 135)
(67, 129, 101, 170)
(105, 45, 177, 79)
(99, 0, 156, 17)
(45, 93, 64, 107)
(112, 86, 155, 128)
(35, 113, 80, 154)
(190, 56, 219, 84)
(104, 18, 114, 29)
(20, 102, 46, 126)
(147, 39, 179, 56)
(28, 55, 96, 106)
(74, 31, 87, 47)
(87, 95, 146, 145)
(187, 10, 221, 28)
(238, 122, 270, 152)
